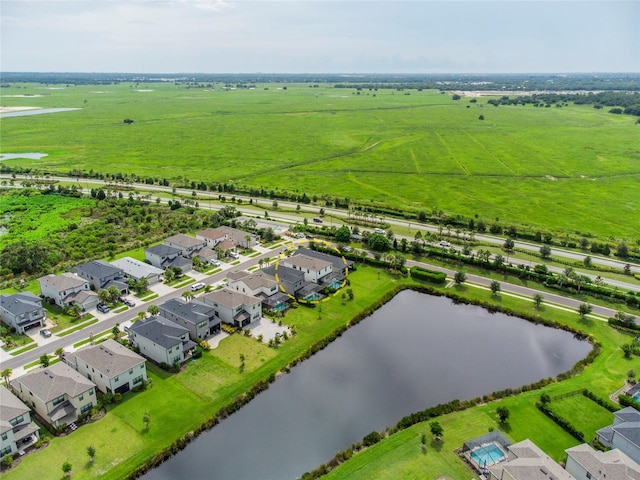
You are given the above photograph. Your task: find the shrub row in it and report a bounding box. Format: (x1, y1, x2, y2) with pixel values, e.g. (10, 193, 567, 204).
(535, 402, 585, 441)
(410, 266, 447, 284)
(582, 389, 620, 413)
(618, 394, 640, 409)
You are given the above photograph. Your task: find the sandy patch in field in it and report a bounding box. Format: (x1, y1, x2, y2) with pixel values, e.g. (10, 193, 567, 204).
(3, 94, 44, 98)
(0, 106, 41, 113)
(136, 89, 154, 92)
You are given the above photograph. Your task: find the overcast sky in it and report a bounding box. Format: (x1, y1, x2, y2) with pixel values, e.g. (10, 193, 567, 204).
(1, 1, 638, 73)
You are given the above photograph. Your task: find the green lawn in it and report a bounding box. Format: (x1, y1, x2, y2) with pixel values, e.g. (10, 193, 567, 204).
(547, 393, 614, 442)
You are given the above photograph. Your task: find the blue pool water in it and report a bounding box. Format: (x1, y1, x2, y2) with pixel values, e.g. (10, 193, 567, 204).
(470, 443, 507, 468)
(633, 392, 640, 402)
(272, 303, 288, 313)
(304, 293, 322, 301)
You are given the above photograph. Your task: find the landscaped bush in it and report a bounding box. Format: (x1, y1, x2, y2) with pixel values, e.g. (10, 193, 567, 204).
(583, 389, 619, 412)
(410, 266, 447, 284)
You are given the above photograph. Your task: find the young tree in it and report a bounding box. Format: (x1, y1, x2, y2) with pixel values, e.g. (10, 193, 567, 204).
(182, 291, 194, 302)
(429, 421, 444, 440)
(583, 256, 592, 268)
(533, 293, 544, 310)
(617, 241, 629, 259)
(86, 445, 96, 463)
(107, 285, 121, 303)
(55, 347, 65, 360)
(97, 289, 111, 305)
(62, 461, 72, 477)
(539, 245, 551, 259)
(147, 304, 159, 316)
(490, 280, 501, 296)
(578, 303, 592, 319)
(39, 354, 50, 368)
(496, 406, 510, 423)
(143, 411, 151, 431)
(454, 271, 466, 285)
(3, 453, 13, 468)
(503, 238, 515, 252)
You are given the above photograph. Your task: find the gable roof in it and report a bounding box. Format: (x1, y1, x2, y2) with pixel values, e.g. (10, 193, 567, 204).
(263, 264, 304, 283)
(0, 385, 30, 434)
(70, 339, 145, 379)
(294, 248, 354, 271)
(566, 443, 640, 480)
(128, 315, 189, 349)
(489, 439, 575, 480)
(13, 362, 95, 402)
(203, 288, 261, 309)
(38, 272, 88, 292)
(75, 259, 123, 279)
(227, 270, 277, 290)
(0, 292, 42, 316)
(284, 254, 332, 272)
(165, 234, 205, 249)
(146, 244, 182, 257)
(616, 406, 640, 424)
(111, 257, 164, 279)
(158, 298, 215, 325)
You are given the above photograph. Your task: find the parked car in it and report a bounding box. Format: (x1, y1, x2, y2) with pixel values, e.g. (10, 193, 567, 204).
(229, 252, 240, 259)
(39, 328, 52, 338)
(211, 260, 221, 267)
(294, 232, 306, 239)
(191, 282, 205, 292)
(124, 299, 135, 307)
(96, 304, 110, 313)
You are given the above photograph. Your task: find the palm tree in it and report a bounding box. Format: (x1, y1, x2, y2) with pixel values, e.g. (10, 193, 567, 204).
(55, 347, 65, 360)
(182, 291, 194, 301)
(147, 304, 159, 316)
(97, 289, 110, 305)
(1, 368, 12, 387)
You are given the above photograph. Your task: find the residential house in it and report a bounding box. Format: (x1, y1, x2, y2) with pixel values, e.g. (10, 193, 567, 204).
(127, 316, 197, 366)
(227, 270, 290, 313)
(63, 339, 147, 394)
(75, 260, 128, 293)
(281, 254, 332, 283)
(294, 248, 354, 275)
(0, 385, 40, 456)
(145, 244, 192, 272)
(192, 247, 218, 265)
(11, 362, 97, 429)
(197, 226, 258, 250)
(488, 439, 575, 480)
(262, 263, 323, 301)
(110, 257, 164, 285)
(565, 443, 640, 480)
(164, 234, 207, 257)
(0, 292, 45, 334)
(38, 273, 99, 310)
(202, 288, 262, 328)
(596, 406, 640, 464)
(157, 298, 220, 339)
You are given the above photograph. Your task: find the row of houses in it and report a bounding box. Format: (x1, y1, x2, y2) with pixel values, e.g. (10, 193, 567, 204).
(0, 227, 261, 333)
(3, 338, 148, 446)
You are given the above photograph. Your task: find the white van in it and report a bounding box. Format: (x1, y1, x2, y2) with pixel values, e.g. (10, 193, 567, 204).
(191, 282, 205, 292)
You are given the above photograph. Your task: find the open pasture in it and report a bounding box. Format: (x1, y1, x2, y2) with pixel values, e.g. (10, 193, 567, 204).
(1, 82, 638, 239)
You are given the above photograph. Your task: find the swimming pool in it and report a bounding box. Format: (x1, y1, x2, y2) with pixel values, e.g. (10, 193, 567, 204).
(470, 443, 507, 469)
(633, 391, 640, 402)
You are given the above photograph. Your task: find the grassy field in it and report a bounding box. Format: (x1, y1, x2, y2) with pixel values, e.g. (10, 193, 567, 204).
(2, 262, 636, 480)
(1, 82, 638, 241)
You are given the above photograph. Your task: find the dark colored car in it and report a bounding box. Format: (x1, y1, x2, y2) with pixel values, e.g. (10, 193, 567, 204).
(39, 328, 52, 338)
(97, 304, 110, 313)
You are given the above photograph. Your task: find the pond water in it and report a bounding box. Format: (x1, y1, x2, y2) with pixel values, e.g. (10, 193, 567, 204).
(0, 153, 49, 161)
(0, 107, 80, 118)
(142, 290, 590, 480)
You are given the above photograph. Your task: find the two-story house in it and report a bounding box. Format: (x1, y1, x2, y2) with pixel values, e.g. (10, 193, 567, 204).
(127, 315, 197, 366)
(0, 292, 46, 334)
(565, 443, 640, 480)
(11, 362, 97, 429)
(201, 288, 261, 328)
(157, 298, 220, 339)
(281, 254, 332, 283)
(38, 273, 99, 310)
(196, 226, 258, 250)
(75, 260, 128, 293)
(226, 270, 290, 313)
(0, 385, 40, 457)
(110, 257, 164, 285)
(145, 244, 192, 272)
(63, 339, 147, 394)
(596, 406, 640, 464)
(164, 234, 207, 257)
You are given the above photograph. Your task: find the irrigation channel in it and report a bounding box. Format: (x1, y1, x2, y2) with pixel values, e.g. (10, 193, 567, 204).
(142, 290, 591, 480)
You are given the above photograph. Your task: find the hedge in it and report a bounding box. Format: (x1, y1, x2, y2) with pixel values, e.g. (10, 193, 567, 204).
(410, 266, 447, 284)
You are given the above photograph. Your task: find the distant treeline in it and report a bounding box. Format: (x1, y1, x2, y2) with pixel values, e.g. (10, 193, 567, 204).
(1, 72, 638, 91)
(486, 91, 640, 117)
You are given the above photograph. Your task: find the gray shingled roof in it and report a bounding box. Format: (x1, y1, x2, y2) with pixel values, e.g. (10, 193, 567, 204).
(111, 257, 164, 280)
(0, 292, 42, 316)
(128, 316, 188, 349)
(75, 259, 123, 279)
(0, 385, 30, 434)
(158, 298, 215, 325)
(228, 270, 277, 290)
(295, 248, 354, 271)
(12, 362, 95, 402)
(165, 234, 205, 249)
(146, 244, 182, 257)
(284, 254, 332, 272)
(264, 264, 304, 283)
(38, 272, 88, 292)
(71, 339, 145, 379)
(566, 443, 640, 480)
(202, 288, 261, 309)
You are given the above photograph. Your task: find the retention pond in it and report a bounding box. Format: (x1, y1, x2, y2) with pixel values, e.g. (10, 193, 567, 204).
(142, 290, 591, 480)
